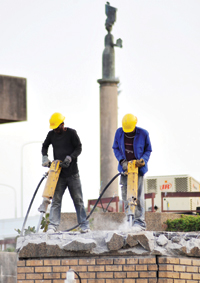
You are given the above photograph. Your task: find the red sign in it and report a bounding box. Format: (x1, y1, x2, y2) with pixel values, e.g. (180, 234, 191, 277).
(160, 183, 172, 191)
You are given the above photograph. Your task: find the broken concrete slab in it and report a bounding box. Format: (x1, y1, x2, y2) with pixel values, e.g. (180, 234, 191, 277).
(156, 234, 168, 246)
(105, 232, 124, 251)
(16, 230, 200, 259)
(63, 238, 96, 251)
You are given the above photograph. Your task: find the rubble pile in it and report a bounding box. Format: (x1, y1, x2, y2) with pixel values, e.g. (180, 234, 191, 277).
(16, 230, 200, 258)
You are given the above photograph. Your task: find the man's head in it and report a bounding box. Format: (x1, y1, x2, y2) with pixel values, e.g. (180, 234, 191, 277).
(49, 112, 65, 130)
(122, 113, 137, 133)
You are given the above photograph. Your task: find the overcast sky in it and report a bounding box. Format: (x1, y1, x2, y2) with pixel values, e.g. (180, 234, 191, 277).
(1, 0, 200, 221)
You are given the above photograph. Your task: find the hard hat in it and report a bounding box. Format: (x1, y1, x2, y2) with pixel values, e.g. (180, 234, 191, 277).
(49, 113, 65, 129)
(122, 114, 137, 133)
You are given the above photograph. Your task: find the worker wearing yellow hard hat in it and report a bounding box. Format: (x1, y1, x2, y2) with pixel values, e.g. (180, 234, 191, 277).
(112, 113, 152, 232)
(41, 112, 90, 233)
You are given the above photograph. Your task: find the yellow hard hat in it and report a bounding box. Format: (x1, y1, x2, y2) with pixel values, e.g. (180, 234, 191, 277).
(122, 114, 137, 133)
(49, 112, 65, 129)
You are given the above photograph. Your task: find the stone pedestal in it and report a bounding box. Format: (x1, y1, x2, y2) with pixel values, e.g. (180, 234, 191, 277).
(98, 79, 119, 197)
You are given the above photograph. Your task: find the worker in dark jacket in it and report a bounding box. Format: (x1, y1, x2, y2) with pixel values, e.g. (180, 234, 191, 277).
(112, 113, 152, 232)
(42, 112, 89, 233)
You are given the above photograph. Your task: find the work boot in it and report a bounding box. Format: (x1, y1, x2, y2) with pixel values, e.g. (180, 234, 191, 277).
(80, 225, 90, 233)
(47, 225, 57, 234)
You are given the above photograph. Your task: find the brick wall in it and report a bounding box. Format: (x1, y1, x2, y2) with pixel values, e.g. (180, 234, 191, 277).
(17, 256, 200, 283)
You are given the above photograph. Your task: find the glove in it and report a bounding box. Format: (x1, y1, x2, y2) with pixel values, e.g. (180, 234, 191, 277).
(42, 155, 51, 167)
(120, 159, 128, 172)
(61, 156, 72, 168)
(135, 158, 145, 167)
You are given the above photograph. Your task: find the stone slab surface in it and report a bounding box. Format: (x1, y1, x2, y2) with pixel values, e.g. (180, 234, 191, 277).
(16, 229, 200, 259)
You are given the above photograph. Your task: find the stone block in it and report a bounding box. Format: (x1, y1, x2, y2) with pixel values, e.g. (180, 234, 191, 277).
(62, 238, 96, 251)
(105, 232, 124, 250)
(0, 75, 27, 123)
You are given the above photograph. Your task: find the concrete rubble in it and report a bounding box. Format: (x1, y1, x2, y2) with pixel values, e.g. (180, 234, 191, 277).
(16, 229, 200, 259)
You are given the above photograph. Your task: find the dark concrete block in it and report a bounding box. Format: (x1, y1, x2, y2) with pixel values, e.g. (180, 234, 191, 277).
(0, 75, 27, 123)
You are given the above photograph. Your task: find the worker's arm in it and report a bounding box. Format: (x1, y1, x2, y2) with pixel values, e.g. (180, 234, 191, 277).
(41, 132, 52, 167)
(141, 132, 152, 164)
(41, 132, 51, 156)
(112, 130, 125, 162)
(69, 130, 82, 159)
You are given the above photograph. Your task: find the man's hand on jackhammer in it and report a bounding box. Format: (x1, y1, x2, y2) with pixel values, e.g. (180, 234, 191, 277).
(120, 159, 128, 172)
(135, 158, 145, 167)
(60, 155, 72, 168)
(42, 155, 51, 167)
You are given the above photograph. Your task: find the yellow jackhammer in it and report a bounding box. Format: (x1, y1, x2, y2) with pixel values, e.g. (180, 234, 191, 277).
(36, 160, 62, 232)
(126, 159, 145, 227)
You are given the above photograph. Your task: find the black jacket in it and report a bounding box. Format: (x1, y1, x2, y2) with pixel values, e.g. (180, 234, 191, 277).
(42, 127, 82, 177)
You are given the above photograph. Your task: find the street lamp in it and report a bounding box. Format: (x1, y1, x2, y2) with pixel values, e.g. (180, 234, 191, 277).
(0, 184, 17, 218)
(21, 141, 42, 217)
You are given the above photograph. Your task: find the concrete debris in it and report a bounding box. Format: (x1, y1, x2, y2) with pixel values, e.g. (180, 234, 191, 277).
(16, 230, 200, 259)
(63, 238, 96, 251)
(105, 232, 124, 251)
(156, 234, 168, 246)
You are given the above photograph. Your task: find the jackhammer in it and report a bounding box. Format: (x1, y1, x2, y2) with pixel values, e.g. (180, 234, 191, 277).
(20, 160, 121, 236)
(126, 159, 145, 227)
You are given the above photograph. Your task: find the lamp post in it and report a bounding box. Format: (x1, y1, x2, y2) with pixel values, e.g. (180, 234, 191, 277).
(0, 184, 17, 218)
(21, 141, 42, 217)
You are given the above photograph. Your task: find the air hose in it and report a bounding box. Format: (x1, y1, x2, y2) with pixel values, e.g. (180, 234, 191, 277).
(20, 171, 121, 235)
(20, 173, 48, 236)
(63, 172, 121, 232)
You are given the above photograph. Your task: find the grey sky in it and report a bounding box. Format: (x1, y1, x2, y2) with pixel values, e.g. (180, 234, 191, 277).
(0, 0, 200, 220)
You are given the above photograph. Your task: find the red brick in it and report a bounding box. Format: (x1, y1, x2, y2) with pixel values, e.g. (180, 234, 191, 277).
(127, 258, 138, 265)
(186, 266, 198, 272)
(53, 266, 69, 272)
(96, 259, 113, 265)
(139, 271, 156, 278)
(79, 259, 95, 265)
(77, 272, 95, 279)
(97, 272, 113, 278)
(44, 273, 60, 279)
(159, 271, 179, 278)
(180, 273, 192, 279)
(158, 280, 173, 283)
(106, 265, 122, 272)
(127, 272, 139, 278)
(136, 279, 148, 283)
(123, 265, 136, 271)
(192, 259, 200, 266)
(174, 265, 185, 272)
(193, 273, 200, 280)
(17, 274, 25, 280)
(114, 258, 125, 265)
(44, 259, 60, 266)
(124, 280, 135, 283)
(35, 281, 51, 283)
(139, 257, 156, 264)
(26, 260, 43, 266)
(87, 280, 105, 283)
(35, 267, 52, 273)
(18, 267, 34, 274)
(61, 259, 78, 266)
(17, 261, 25, 267)
(88, 266, 104, 272)
(17, 281, 34, 283)
(136, 265, 147, 271)
(179, 258, 192, 265)
(105, 280, 122, 283)
(158, 257, 179, 264)
(114, 272, 126, 278)
(159, 265, 173, 271)
(26, 274, 43, 280)
(148, 265, 158, 271)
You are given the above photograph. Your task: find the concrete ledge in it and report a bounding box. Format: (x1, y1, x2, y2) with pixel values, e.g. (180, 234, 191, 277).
(58, 212, 182, 232)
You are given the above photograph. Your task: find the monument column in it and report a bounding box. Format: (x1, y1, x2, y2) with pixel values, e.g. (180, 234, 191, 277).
(98, 3, 122, 198)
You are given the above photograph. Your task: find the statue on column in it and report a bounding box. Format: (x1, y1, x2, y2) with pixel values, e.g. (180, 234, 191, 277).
(103, 2, 122, 80)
